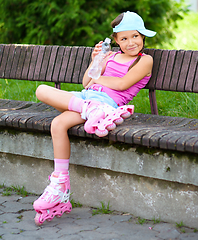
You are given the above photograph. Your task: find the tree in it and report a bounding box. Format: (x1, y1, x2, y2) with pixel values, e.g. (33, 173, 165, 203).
(0, 0, 188, 48)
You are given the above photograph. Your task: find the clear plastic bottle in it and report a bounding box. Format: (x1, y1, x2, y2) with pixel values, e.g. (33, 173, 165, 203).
(88, 38, 111, 79)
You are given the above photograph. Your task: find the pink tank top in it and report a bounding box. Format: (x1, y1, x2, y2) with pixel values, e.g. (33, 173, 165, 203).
(91, 51, 151, 106)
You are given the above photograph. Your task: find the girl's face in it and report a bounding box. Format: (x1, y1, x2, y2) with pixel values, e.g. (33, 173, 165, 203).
(115, 30, 144, 57)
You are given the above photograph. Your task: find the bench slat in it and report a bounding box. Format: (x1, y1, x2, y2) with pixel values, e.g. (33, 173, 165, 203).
(9, 46, 22, 79)
(0, 45, 10, 78)
(28, 45, 40, 80)
(0, 45, 5, 66)
(72, 47, 86, 84)
(153, 50, 168, 90)
(79, 47, 92, 84)
(58, 47, 72, 83)
(162, 50, 177, 90)
(193, 65, 198, 92)
(65, 47, 78, 83)
(45, 46, 59, 82)
(21, 45, 33, 80)
(4, 45, 16, 78)
(176, 50, 193, 92)
(185, 51, 198, 92)
(39, 46, 52, 81)
(52, 46, 65, 82)
(34, 45, 46, 81)
(170, 50, 185, 91)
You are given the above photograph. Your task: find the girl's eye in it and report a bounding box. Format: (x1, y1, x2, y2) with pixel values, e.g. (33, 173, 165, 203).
(133, 35, 139, 38)
(121, 38, 127, 41)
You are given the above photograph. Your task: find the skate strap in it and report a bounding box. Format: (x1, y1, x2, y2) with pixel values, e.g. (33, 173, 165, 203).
(50, 172, 69, 184)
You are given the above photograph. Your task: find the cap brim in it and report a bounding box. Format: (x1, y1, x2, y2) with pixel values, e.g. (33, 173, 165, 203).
(138, 29, 156, 37)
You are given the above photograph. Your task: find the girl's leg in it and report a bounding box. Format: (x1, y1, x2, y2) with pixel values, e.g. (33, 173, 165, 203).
(33, 111, 85, 225)
(36, 84, 74, 112)
(51, 110, 85, 159)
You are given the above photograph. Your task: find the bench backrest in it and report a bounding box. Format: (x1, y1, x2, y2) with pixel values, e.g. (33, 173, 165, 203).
(144, 48, 198, 93)
(0, 44, 93, 88)
(0, 44, 197, 114)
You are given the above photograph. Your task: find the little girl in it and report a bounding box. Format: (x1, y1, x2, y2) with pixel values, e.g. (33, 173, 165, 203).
(33, 11, 156, 225)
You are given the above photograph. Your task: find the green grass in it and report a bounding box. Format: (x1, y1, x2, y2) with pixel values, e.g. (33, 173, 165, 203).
(0, 12, 197, 119)
(92, 201, 114, 216)
(0, 184, 30, 197)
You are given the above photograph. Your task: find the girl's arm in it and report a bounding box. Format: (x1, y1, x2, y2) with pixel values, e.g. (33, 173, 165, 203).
(82, 42, 112, 88)
(84, 54, 153, 91)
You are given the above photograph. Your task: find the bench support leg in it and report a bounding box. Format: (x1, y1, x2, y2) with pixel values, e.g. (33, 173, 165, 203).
(55, 82, 61, 89)
(149, 89, 158, 115)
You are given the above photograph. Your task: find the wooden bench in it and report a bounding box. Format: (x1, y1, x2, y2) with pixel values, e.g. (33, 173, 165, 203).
(0, 44, 198, 154)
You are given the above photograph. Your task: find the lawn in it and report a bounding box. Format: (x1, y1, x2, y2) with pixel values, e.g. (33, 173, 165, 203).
(0, 12, 198, 118)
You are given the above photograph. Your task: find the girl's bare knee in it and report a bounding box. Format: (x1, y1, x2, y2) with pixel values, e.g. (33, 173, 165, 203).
(51, 116, 69, 136)
(36, 84, 46, 101)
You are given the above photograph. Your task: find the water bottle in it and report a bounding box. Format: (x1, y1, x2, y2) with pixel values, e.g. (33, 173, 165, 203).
(88, 38, 111, 79)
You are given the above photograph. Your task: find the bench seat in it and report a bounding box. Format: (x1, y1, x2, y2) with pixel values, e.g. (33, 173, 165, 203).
(1, 99, 197, 154)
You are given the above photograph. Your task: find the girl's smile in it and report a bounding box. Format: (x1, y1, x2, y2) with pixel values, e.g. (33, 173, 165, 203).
(115, 30, 144, 57)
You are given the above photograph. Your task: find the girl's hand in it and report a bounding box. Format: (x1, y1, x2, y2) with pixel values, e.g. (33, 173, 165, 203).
(91, 41, 103, 60)
(92, 41, 112, 60)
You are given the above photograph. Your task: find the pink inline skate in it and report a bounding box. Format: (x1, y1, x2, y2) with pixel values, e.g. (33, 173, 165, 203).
(33, 172, 72, 226)
(82, 101, 134, 137)
(95, 105, 134, 137)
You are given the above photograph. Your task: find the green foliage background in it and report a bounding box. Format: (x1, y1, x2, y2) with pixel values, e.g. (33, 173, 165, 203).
(0, 0, 188, 48)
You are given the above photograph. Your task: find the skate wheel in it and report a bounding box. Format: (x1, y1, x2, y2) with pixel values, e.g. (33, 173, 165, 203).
(121, 112, 131, 119)
(106, 122, 116, 130)
(34, 213, 43, 226)
(95, 128, 108, 137)
(56, 214, 62, 218)
(114, 118, 123, 125)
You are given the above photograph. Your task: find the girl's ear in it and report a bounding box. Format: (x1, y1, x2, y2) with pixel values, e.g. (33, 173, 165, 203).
(114, 37, 119, 45)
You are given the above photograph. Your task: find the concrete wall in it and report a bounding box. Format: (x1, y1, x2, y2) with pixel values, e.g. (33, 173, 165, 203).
(1, 129, 198, 228)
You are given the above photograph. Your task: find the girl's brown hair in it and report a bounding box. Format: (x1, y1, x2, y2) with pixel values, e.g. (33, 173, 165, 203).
(111, 13, 145, 71)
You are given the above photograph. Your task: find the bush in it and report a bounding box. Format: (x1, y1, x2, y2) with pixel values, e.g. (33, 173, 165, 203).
(0, 0, 188, 48)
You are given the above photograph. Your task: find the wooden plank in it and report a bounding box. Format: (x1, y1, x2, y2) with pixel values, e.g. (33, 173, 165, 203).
(169, 50, 185, 91)
(78, 47, 92, 84)
(59, 47, 72, 82)
(45, 45, 59, 81)
(185, 138, 197, 153)
(4, 45, 16, 78)
(185, 51, 198, 92)
(72, 47, 86, 84)
(39, 45, 52, 81)
(9, 45, 22, 79)
(159, 133, 174, 149)
(194, 141, 198, 154)
(0, 45, 10, 79)
(21, 45, 33, 80)
(0, 44, 5, 66)
(177, 51, 193, 92)
(51, 46, 65, 82)
(193, 65, 198, 93)
(176, 134, 198, 152)
(28, 45, 40, 80)
(149, 131, 169, 148)
(34, 45, 45, 81)
(153, 50, 169, 89)
(133, 129, 150, 145)
(116, 128, 130, 142)
(162, 50, 177, 90)
(65, 47, 78, 83)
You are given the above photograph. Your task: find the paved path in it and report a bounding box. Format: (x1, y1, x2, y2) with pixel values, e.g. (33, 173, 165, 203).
(0, 189, 198, 240)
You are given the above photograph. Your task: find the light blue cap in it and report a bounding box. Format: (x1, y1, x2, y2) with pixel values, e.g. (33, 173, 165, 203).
(113, 11, 156, 37)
